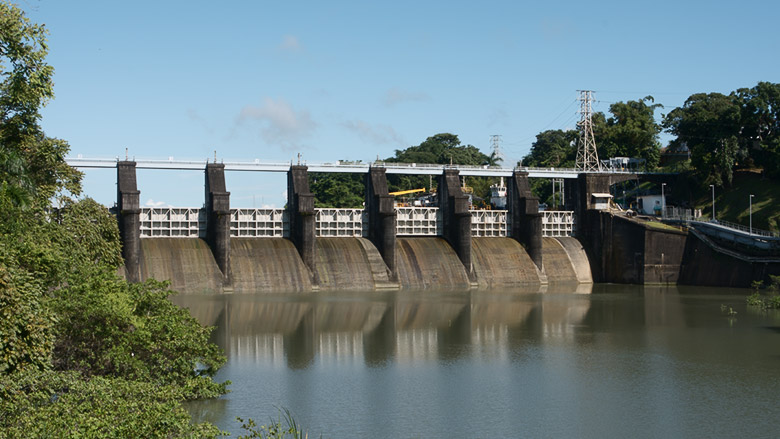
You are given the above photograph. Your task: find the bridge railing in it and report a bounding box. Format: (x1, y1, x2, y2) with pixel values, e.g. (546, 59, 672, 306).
(315, 209, 367, 237)
(396, 207, 441, 236)
(231, 208, 288, 237)
(542, 211, 574, 237)
(140, 207, 204, 237)
(470, 210, 508, 237)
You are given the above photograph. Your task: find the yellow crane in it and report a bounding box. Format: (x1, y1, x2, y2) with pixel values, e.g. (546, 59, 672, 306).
(388, 188, 426, 196)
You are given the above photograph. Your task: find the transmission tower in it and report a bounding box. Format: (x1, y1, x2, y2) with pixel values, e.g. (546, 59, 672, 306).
(489, 134, 503, 165)
(576, 90, 602, 171)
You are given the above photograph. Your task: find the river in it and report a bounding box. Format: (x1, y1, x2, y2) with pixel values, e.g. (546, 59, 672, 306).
(174, 284, 780, 438)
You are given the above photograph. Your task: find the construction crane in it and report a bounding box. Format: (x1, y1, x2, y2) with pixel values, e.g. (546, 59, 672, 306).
(389, 188, 426, 196)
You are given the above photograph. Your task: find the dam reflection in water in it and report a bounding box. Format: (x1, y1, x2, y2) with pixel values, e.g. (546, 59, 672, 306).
(175, 285, 780, 438)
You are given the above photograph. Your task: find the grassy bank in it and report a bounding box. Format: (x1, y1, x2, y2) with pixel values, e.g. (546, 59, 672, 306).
(692, 170, 780, 233)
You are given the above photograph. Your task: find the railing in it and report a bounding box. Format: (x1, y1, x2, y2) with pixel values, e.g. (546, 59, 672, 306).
(662, 206, 702, 223)
(231, 208, 288, 237)
(542, 210, 574, 237)
(694, 218, 779, 238)
(396, 207, 441, 236)
(315, 209, 366, 237)
(138, 206, 578, 239)
(140, 207, 204, 237)
(471, 210, 508, 237)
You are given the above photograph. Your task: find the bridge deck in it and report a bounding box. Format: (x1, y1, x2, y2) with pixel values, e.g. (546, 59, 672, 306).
(65, 156, 650, 178)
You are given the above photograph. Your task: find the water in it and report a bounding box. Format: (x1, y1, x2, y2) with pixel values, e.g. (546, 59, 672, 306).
(175, 285, 780, 438)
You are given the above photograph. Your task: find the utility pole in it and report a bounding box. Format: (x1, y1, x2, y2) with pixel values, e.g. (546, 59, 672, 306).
(576, 90, 602, 172)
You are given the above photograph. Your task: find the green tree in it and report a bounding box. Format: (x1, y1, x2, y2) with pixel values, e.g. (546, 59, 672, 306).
(598, 97, 663, 169)
(0, 4, 227, 435)
(385, 133, 492, 198)
(310, 171, 364, 208)
(0, 2, 81, 205)
(735, 82, 780, 177)
(521, 129, 578, 168)
(663, 92, 742, 185)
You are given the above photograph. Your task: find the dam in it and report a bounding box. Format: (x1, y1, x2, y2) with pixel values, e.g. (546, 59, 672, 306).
(97, 159, 612, 293)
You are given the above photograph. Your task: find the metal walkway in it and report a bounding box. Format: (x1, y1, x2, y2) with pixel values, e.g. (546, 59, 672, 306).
(66, 156, 647, 178)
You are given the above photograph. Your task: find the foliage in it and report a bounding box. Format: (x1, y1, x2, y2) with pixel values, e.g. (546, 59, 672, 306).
(0, 4, 228, 435)
(0, 245, 54, 374)
(310, 133, 495, 207)
(0, 370, 222, 438)
(734, 82, 780, 178)
(663, 82, 780, 185)
(521, 129, 578, 169)
(237, 409, 311, 439)
(596, 97, 663, 169)
(663, 92, 742, 186)
(0, 2, 81, 205)
(51, 273, 227, 399)
(746, 276, 780, 310)
(310, 172, 364, 208)
(385, 133, 493, 199)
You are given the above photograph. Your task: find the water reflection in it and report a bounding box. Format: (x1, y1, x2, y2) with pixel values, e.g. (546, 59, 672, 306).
(174, 283, 595, 369)
(174, 284, 780, 438)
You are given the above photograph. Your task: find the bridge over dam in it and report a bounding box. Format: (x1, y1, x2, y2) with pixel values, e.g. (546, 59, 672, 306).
(68, 157, 646, 293)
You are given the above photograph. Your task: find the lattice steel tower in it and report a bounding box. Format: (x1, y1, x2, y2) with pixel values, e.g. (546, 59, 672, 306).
(489, 134, 503, 164)
(576, 90, 602, 171)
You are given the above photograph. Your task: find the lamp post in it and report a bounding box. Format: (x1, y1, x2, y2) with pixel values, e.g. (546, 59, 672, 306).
(749, 194, 754, 235)
(661, 183, 666, 218)
(710, 184, 715, 221)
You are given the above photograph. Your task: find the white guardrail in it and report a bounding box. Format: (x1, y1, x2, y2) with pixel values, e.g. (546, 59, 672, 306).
(231, 208, 287, 237)
(396, 207, 441, 236)
(471, 210, 508, 237)
(139, 207, 575, 238)
(315, 209, 367, 237)
(140, 207, 204, 237)
(542, 211, 574, 237)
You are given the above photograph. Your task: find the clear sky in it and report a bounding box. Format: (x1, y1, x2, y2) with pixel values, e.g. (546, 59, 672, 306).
(20, 0, 780, 208)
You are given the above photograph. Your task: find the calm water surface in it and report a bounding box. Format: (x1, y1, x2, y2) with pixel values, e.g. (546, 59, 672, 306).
(174, 284, 780, 438)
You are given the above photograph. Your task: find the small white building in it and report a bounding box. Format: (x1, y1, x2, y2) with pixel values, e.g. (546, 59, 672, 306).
(591, 193, 613, 210)
(637, 195, 665, 215)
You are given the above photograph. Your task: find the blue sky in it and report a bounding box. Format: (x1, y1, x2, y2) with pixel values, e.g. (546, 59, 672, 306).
(21, 0, 780, 208)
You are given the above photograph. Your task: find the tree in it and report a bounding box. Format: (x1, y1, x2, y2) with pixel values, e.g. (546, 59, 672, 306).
(521, 129, 578, 168)
(663, 92, 742, 185)
(598, 97, 663, 169)
(0, 4, 226, 435)
(0, 2, 81, 205)
(384, 133, 492, 198)
(734, 82, 780, 177)
(310, 172, 364, 208)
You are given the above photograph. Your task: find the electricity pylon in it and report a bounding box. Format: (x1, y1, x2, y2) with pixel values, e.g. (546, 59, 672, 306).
(576, 90, 602, 172)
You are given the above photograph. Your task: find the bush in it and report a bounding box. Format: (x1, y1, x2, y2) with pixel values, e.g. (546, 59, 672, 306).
(0, 370, 222, 438)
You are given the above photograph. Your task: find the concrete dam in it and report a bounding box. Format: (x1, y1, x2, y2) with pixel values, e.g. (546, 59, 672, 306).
(140, 236, 592, 293)
(109, 160, 600, 294)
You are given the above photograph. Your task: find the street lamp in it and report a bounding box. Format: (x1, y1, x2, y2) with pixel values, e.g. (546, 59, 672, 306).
(661, 183, 666, 218)
(749, 194, 754, 235)
(710, 184, 715, 221)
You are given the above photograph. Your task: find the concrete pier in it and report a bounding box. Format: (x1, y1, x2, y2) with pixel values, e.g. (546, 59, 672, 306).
(508, 171, 543, 272)
(205, 163, 232, 284)
(438, 169, 474, 280)
(117, 161, 141, 283)
(365, 167, 397, 280)
(287, 165, 318, 284)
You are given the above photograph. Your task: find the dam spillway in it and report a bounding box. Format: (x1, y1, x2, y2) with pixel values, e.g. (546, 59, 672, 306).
(138, 236, 593, 293)
(113, 160, 601, 293)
